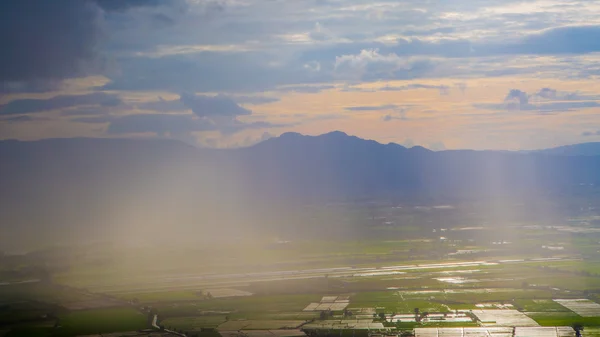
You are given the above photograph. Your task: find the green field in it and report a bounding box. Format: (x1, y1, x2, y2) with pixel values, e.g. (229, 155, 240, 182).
(53, 308, 148, 336)
(527, 312, 600, 327)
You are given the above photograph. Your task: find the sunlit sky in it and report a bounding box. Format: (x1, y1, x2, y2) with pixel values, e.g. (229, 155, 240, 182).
(2, 0, 600, 150)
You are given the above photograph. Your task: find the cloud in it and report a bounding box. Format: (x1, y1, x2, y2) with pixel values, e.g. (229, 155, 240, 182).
(2, 116, 35, 123)
(517, 25, 600, 55)
(345, 104, 410, 120)
(0, 1, 99, 83)
(381, 112, 408, 122)
(504, 89, 529, 108)
(379, 83, 450, 95)
(62, 105, 127, 117)
(476, 88, 600, 113)
(334, 48, 405, 76)
(532, 87, 600, 101)
(345, 104, 398, 112)
(232, 95, 280, 105)
(237, 131, 276, 148)
(304, 25, 600, 64)
(100, 52, 297, 92)
(71, 116, 115, 124)
(334, 48, 438, 81)
(105, 113, 284, 136)
(429, 141, 446, 151)
(344, 104, 409, 121)
(582, 130, 600, 137)
(0, 0, 179, 85)
(278, 85, 335, 94)
(180, 94, 251, 118)
(103, 94, 283, 137)
(137, 97, 188, 112)
(455, 83, 467, 94)
(94, 0, 180, 12)
(402, 139, 415, 148)
(106, 113, 211, 135)
(0, 92, 122, 115)
(138, 94, 278, 113)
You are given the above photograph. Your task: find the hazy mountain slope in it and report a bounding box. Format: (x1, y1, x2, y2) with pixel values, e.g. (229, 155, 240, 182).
(2, 132, 600, 249)
(535, 142, 600, 156)
(238, 132, 600, 201)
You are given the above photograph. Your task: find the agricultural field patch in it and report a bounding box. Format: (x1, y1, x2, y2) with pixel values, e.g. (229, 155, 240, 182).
(303, 295, 350, 312)
(555, 299, 600, 317)
(161, 315, 228, 330)
(472, 309, 540, 327)
(303, 320, 385, 330)
(514, 299, 572, 312)
(219, 330, 307, 337)
(415, 327, 576, 337)
(525, 312, 600, 327)
(54, 308, 148, 337)
(217, 319, 305, 330)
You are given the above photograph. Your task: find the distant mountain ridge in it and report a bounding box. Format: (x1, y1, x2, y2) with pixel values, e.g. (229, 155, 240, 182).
(3, 131, 600, 249)
(533, 142, 600, 156)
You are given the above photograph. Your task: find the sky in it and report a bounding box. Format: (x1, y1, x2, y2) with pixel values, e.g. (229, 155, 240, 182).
(2, 0, 600, 150)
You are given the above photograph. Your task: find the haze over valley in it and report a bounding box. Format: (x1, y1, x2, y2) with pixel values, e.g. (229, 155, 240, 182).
(6, 0, 600, 336)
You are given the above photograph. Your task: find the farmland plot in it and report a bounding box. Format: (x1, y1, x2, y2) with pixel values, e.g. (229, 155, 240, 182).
(303, 295, 349, 311)
(472, 309, 540, 327)
(554, 299, 600, 317)
(415, 327, 575, 337)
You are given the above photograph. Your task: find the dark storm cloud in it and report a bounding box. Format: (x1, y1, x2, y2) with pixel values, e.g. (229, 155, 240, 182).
(0, 80, 65, 94)
(0, 93, 122, 115)
(94, 0, 172, 12)
(0, 0, 180, 84)
(0, 1, 99, 82)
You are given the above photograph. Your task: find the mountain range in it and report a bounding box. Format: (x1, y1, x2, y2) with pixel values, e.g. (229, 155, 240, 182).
(3, 132, 600, 249)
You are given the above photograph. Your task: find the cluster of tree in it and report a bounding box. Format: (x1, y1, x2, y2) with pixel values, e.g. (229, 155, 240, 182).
(319, 310, 334, 320)
(195, 290, 213, 300)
